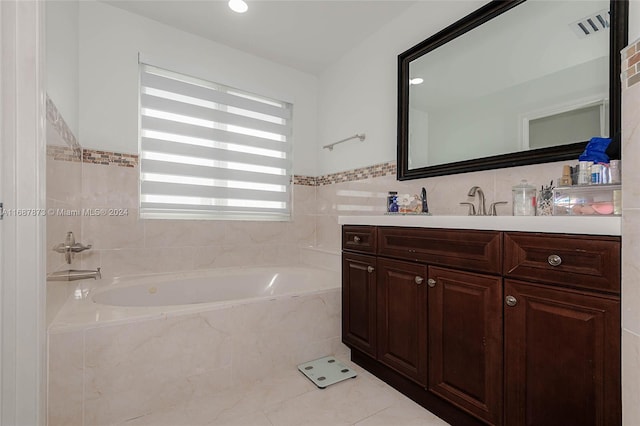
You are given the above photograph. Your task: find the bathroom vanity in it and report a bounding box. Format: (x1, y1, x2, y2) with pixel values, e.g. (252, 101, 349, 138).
(340, 217, 621, 426)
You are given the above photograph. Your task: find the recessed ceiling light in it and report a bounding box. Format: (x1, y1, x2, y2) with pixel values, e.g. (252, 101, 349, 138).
(409, 78, 424, 85)
(229, 0, 248, 13)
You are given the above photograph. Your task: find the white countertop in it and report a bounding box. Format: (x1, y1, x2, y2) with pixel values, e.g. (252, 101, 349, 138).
(338, 215, 621, 236)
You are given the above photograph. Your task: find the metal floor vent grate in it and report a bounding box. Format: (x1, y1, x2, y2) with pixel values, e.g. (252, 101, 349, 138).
(297, 356, 357, 389)
(570, 9, 609, 39)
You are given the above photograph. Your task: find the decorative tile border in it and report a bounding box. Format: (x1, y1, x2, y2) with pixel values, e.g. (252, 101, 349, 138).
(315, 162, 396, 186)
(48, 141, 394, 182)
(293, 175, 317, 186)
(46, 95, 82, 158)
(82, 149, 139, 167)
(622, 37, 640, 89)
(47, 145, 82, 162)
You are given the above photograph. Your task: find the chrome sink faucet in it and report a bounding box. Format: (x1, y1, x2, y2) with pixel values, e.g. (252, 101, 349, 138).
(467, 186, 487, 216)
(460, 186, 508, 216)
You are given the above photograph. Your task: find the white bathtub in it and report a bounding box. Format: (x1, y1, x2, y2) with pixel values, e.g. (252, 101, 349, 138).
(48, 265, 344, 426)
(91, 266, 338, 307)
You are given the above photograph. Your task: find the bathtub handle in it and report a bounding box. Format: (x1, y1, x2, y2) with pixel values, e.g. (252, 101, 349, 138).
(367, 266, 374, 273)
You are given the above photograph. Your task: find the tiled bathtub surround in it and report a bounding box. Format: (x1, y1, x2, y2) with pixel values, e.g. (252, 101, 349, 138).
(621, 37, 640, 425)
(76, 161, 317, 278)
(46, 107, 84, 325)
(48, 287, 342, 426)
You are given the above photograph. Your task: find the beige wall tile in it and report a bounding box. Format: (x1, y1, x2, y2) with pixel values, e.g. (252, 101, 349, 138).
(47, 157, 82, 205)
(84, 314, 233, 425)
(623, 210, 640, 334)
(623, 330, 640, 425)
(623, 82, 640, 209)
(82, 162, 138, 209)
(48, 331, 84, 426)
(143, 219, 225, 248)
(97, 247, 196, 279)
(83, 209, 145, 250)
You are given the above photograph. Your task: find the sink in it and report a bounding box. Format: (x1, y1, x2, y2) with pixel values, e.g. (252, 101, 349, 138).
(338, 215, 621, 236)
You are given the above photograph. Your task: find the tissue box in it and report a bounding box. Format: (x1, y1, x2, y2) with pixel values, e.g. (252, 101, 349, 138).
(552, 184, 621, 216)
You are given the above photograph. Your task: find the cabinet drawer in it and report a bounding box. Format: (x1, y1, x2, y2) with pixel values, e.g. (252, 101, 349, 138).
(504, 232, 620, 294)
(342, 226, 377, 254)
(378, 227, 502, 274)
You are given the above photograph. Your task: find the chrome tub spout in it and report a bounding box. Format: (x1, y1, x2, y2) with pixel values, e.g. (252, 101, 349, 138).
(47, 268, 101, 282)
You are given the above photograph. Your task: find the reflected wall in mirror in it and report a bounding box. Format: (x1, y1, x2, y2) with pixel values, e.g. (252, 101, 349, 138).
(398, 0, 628, 180)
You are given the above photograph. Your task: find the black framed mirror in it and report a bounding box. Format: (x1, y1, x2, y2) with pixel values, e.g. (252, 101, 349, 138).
(397, 0, 628, 181)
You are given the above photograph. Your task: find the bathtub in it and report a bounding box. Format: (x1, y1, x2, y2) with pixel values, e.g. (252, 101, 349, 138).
(48, 265, 344, 426)
(91, 266, 338, 307)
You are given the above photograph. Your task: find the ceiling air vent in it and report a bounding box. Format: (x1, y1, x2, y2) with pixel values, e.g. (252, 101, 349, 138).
(570, 9, 610, 39)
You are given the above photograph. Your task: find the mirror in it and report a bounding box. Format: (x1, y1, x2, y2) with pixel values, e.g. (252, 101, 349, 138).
(398, 0, 628, 180)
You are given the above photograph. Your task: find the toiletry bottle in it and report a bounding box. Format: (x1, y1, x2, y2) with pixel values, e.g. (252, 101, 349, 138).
(610, 160, 621, 184)
(559, 165, 572, 186)
(389, 194, 398, 213)
(578, 161, 591, 185)
(387, 191, 397, 213)
(591, 164, 602, 184)
(512, 180, 537, 216)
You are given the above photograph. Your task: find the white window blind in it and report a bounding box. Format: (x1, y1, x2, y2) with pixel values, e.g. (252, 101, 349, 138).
(139, 63, 293, 220)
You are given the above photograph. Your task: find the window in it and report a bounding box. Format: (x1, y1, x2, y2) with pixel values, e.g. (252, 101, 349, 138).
(138, 63, 293, 221)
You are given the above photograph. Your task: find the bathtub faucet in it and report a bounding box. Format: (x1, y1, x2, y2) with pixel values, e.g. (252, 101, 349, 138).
(47, 268, 101, 282)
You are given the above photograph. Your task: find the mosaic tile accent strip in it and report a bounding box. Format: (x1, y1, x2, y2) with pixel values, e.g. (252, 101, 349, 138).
(622, 38, 640, 89)
(82, 149, 139, 167)
(293, 175, 317, 186)
(315, 162, 396, 186)
(46, 95, 82, 158)
(47, 145, 82, 162)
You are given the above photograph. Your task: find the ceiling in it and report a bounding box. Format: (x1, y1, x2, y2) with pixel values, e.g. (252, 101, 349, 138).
(102, 0, 417, 75)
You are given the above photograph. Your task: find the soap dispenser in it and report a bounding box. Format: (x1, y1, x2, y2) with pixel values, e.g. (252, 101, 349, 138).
(512, 180, 537, 216)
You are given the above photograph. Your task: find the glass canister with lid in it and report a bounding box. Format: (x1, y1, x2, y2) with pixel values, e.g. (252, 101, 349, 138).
(512, 179, 537, 216)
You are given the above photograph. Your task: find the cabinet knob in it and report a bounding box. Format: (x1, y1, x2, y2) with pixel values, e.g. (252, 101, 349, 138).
(547, 254, 562, 267)
(415, 276, 424, 285)
(353, 236, 361, 243)
(367, 266, 374, 273)
(427, 278, 436, 288)
(505, 295, 518, 307)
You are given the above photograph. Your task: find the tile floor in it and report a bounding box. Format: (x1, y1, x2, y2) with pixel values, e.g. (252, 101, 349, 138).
(114, 359, 450, 426)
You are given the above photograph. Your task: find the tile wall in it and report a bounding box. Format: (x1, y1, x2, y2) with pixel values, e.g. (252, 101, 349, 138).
(621, 37, 640, 425)
(48, 289, 343, 425)
(46, 99, 84, 326)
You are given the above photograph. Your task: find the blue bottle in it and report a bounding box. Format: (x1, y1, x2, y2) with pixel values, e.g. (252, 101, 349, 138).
(389, 195, 399, 213)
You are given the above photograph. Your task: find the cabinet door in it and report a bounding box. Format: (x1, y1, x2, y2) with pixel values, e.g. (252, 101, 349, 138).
(377, 258, 428, 386)
(428, 267, 503, 426)
(342, 253, 377, 358)
(504, 279, 621, 426)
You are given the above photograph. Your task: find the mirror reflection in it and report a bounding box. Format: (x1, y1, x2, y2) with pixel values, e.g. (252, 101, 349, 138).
(407, 0, 610, 170)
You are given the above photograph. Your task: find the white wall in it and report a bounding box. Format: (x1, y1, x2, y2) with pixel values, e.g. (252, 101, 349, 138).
(46, 0, 79, 137)
(317, 0, 635, 176)
(630, 0, 640, 42)
(317, 1, 488, 175)
(78, 0, 319, 176)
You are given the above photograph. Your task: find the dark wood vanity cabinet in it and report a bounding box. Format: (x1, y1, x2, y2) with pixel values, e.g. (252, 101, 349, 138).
(342, 225, 621, 426)
(377, 258, 428, 386)
(504, 279, 620, 426)
(342, 252, 377, 358)
(503, 231, 621, 426)
(428, 266, 503, 425)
